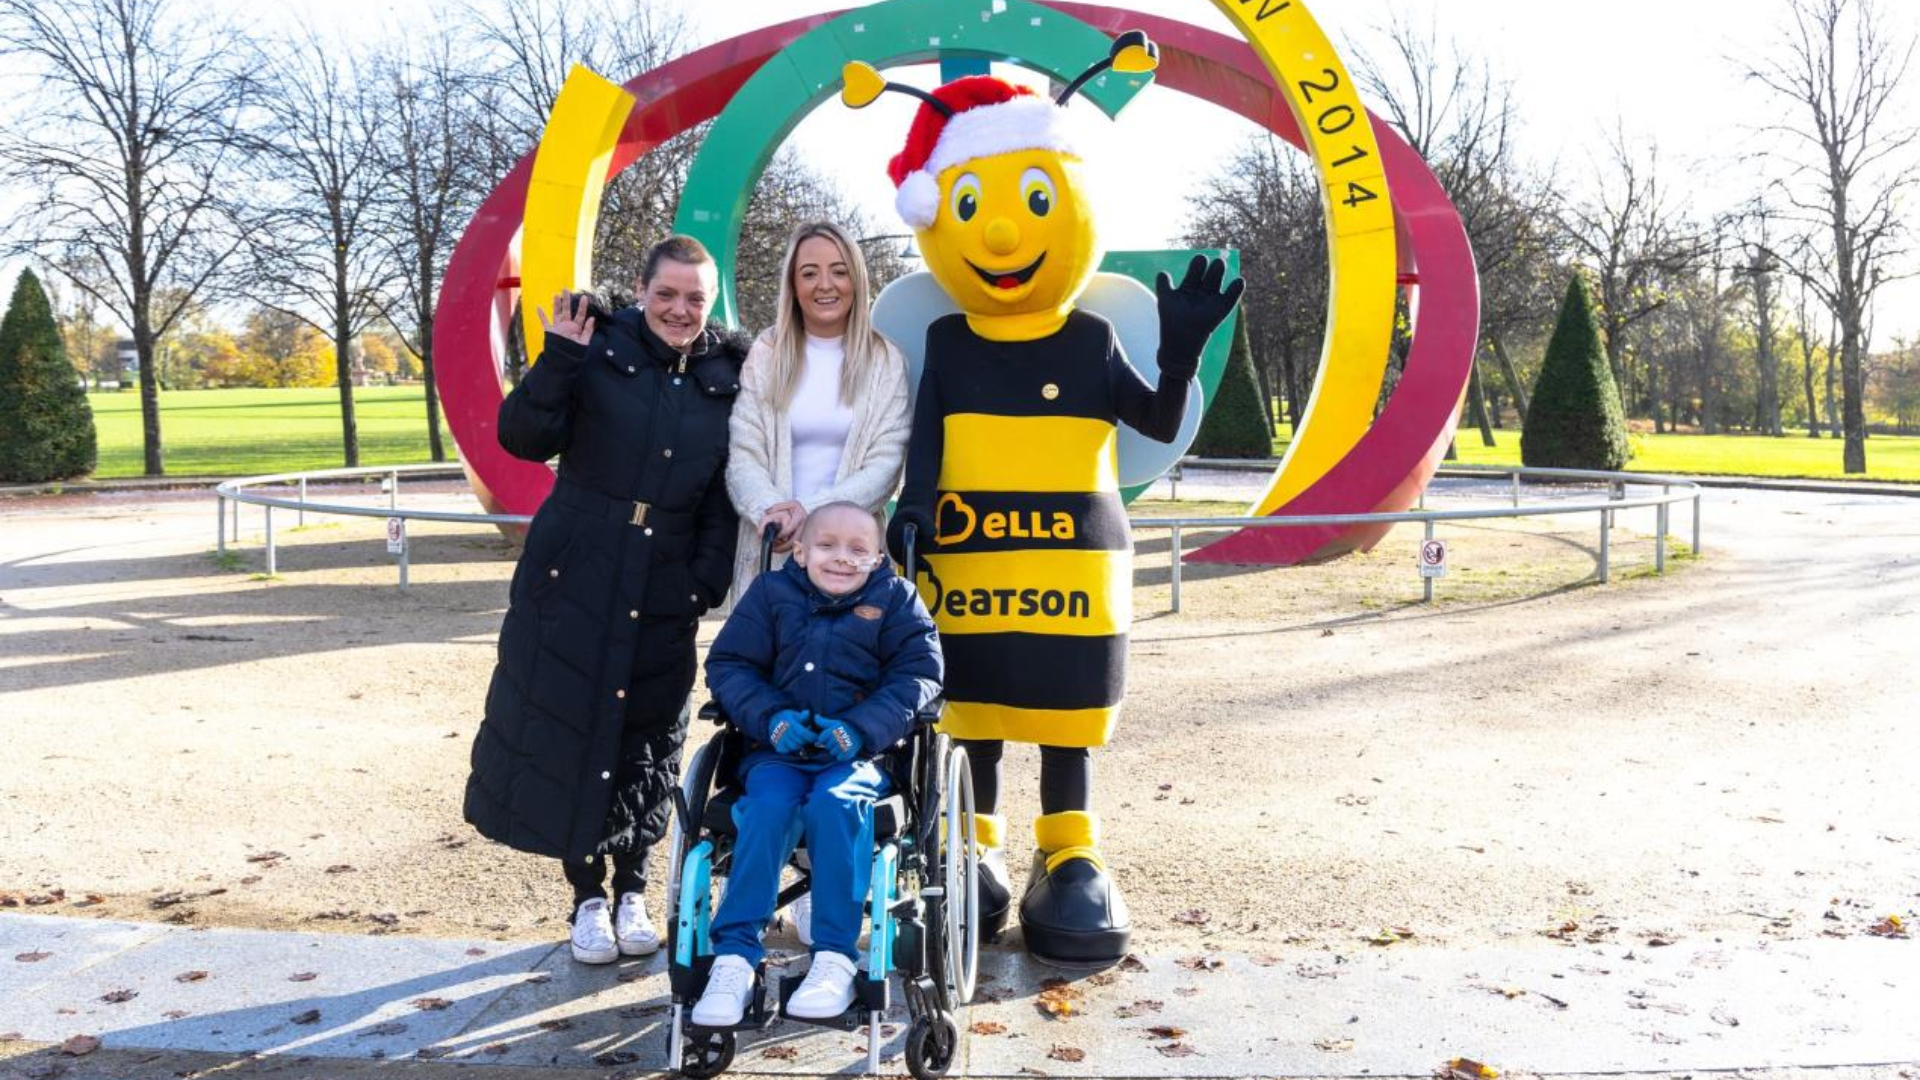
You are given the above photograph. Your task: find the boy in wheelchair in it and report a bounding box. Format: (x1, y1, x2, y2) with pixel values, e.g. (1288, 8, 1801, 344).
(695, 502, 942, 1026)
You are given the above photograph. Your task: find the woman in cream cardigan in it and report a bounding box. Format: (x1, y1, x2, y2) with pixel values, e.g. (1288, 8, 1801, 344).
(725, 220, 911, 609)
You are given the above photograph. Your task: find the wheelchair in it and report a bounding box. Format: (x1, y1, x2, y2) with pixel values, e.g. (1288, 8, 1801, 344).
(662, 525, 979, 1080)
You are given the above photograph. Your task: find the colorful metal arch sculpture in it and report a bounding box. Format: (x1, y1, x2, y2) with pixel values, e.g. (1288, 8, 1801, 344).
(432, 0, 1477, 566)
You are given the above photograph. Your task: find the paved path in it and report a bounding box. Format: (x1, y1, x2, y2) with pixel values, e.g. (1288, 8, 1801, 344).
(4, 913, 1915, 1077)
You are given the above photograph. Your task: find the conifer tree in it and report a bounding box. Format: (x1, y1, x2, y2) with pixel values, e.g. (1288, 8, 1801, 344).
(1522, 275, 1630, 471)
(0, 270, 98, 482)
(1192, 313, 1271, 458)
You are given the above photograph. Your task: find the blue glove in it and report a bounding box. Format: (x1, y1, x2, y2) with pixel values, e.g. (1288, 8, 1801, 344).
(813, 718, 863, 763)
(768, 710, 813, 755)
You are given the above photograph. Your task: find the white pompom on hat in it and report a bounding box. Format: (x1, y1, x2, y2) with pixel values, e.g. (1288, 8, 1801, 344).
(885, 76, 1079, 229)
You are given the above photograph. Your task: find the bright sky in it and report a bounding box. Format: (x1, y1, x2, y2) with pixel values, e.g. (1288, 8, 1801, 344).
(7, 0, 1916, 344)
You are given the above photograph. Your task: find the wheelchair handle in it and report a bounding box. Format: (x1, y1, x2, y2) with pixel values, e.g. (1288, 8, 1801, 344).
(901, 523, 917, 580)
(759, 521, 780, 575)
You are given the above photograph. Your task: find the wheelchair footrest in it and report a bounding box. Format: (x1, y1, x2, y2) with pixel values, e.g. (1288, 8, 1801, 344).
(769, 969, 890, 1032)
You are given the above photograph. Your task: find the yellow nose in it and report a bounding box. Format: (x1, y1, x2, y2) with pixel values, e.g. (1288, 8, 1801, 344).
(983, 217, 1021, 256)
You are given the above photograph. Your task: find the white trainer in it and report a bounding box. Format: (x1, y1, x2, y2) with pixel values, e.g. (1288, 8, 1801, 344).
(786, 951, 858, 1020)
(614, 892, 659, 956)
(690, 954, 756, 1027)
(789, 890, 814, 947)
(569, 898, 617, 965)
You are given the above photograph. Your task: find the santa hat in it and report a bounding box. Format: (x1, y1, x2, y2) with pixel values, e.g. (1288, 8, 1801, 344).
(885, 76, 1078, 230)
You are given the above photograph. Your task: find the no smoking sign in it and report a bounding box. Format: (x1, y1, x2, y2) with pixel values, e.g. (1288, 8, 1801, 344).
(1419, 538, 1447, 578)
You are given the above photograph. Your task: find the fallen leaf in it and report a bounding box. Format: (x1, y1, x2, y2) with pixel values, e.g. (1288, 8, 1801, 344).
(411, 997, 453, 1011)
(1085, 970, 1118, 987)
(25, 890, 66, 906)
(290, 1009, 321, 1025)
(1543, 921, 1580, 941)
(1117, 954, 1149, 973)
(325, 865, 356, 874)
(1172, 909, 1210, 926)
(1250, 954, 1286, 967)
(415, 1046, 449, 1059)
(100, 989, 138, 1004)
(1176, 955, 1225, 972)
(60, 1035, 100, 1056)
(464, 947, 487, 957)
(364, 1022, 408, 1036)
(1443, 1057, 1501, 1080)
(1146, 1025, 1188, 1039)
(970, 1020, 1008, 1035)
(14, 952, 51, 963)
(239, 876, 261, 885)
(526, 973, 553, 985)
(536, 1018, 574, 1031)
(482, 1043, 509, 1055)
(1036, 980, 1083, 1018)
(1646, 935, 1676, 947)
(617, 1004, 669, 1019)
(1173, 986, 1202, 997)
(245, 851, 286, 864)
(174, 970, 209, 983)
(1157, 1040, 1199, 1057)
(616, 969, 647, 983)
(1315, 1037, 1354, 1052)
(1369, 927, 1411, 946)
(1048, 1045, 1086, 1062)
(1115, 999, 1163, 1018)
(593, 1050, 640, 1066)
(1867, 915, 1909, 939)
(288, 972, 318, 982)
(763, 1046, 799, 1060)
(1710, 1007, 1740, 1027)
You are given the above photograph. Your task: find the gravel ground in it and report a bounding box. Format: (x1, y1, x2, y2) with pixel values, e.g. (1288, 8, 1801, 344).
(1, 476, 1915, 962)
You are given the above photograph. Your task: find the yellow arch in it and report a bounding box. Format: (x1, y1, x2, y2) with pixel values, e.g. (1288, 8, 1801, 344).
(518, 65, 636, 365)
(1205, 0, 1398, 515)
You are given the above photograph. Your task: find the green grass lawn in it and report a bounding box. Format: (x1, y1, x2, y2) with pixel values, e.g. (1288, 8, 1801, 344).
(1264, 422, 1920, 483)
(87, 387, 453, 479)
(71, 387, 1920, 483)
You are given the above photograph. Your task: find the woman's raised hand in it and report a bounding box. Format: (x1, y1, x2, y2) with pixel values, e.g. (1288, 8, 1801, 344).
(536, 291, 596, 346)
(761, 500, 807, 553)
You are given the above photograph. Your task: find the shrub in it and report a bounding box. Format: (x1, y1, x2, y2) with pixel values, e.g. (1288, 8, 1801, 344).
(1522, 274, 1630, 471)
(0, 270, 98, 482)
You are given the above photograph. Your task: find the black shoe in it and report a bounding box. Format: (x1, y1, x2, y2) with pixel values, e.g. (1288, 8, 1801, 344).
(977, 849, 1011, 942)
(1017, 850, 1130, 968)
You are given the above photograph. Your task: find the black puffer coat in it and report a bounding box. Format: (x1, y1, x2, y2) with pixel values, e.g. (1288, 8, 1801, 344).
(464, 307, 746, 861)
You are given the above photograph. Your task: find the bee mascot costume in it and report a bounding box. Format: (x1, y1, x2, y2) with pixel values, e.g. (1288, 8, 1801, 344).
(841, 33, 1243, 967)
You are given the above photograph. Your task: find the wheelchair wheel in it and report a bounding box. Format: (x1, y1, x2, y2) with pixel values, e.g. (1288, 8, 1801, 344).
(678, 1028, 735, 1079)
(905, 1011, 958, 1080)
(665, 734, 724, 957)
(938, 745, 979, 1005)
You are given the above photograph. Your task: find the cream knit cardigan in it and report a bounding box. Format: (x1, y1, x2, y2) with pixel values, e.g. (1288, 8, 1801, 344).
(723, 331, 912, 610)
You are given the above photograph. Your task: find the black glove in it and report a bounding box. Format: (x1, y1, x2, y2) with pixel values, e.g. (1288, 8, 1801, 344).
(887, 506, 934, 576)
(1155, 254, 1245, 380)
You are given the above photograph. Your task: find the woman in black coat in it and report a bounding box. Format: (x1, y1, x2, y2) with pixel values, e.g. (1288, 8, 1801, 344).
(464, 235, 746, 964)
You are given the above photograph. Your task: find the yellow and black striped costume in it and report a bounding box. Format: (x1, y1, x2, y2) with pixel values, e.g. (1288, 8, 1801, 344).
(900, 310, 1188, 748)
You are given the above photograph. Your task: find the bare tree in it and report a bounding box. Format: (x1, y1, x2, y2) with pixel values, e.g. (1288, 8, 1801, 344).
(1746, 0, 1918, 472)
(1183, 136, 1329, 431)
(0, 0, 251, 475)
(1555, 125, 1702, 418)
(370, 28, 477, 462)
(243, 30, 398, 467)
(1739, 203, 1787, 435)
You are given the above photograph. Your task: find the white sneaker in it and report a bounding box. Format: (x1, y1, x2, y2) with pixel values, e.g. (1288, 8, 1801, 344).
(786, 951, 858, 1020)
(789, 891, 814, 947)
(690, 954, 755, 1027)
(614, 892, 659, 956)
(570, 898, 617, 964)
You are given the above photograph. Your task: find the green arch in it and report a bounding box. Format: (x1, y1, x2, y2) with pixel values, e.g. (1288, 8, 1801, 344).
(671, 0, 1153, 327)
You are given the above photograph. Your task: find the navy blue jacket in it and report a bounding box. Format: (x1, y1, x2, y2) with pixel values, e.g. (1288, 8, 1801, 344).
(705, 558, 942, 760)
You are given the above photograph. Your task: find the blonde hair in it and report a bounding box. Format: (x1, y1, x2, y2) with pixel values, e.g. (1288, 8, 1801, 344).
(764, 221, 887, 410)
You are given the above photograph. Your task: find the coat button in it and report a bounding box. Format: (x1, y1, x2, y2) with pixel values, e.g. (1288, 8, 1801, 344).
(626, 365, 635, 373)
(663, 448, 674, 458)
(629, 610, 639, 619)
(615, 689, 626, 699)
(643, 527, 653, 536)
(605, 349, 614, 356)
(548, 568, 559, 578)
(601, 771, 611, 780)
(690, 593, 699, 603)
(673, 377, 683, 386)
(804, 662, 815, 672)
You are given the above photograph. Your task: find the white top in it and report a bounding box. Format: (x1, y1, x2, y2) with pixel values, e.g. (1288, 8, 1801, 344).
(789, 334, 855, 501)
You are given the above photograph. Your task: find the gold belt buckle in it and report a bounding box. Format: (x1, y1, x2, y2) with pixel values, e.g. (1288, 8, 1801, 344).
(629, 501, 650, 527)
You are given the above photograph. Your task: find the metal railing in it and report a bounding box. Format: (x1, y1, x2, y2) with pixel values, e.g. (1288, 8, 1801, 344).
(214, 461, 1701, 605)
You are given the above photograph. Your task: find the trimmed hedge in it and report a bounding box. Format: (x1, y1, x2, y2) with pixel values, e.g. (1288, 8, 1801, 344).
(1522, 274, 1629, 471)
(1192, 312, 1270, 458)
(0, 270, 97, 482)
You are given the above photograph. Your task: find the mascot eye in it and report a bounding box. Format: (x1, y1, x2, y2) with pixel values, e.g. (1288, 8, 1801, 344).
(1020, 167, 1055, 217)
(950, 173, 982, 222)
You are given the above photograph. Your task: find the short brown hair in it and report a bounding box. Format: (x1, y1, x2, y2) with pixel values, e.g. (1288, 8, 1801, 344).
(641, 234, 714, 285)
